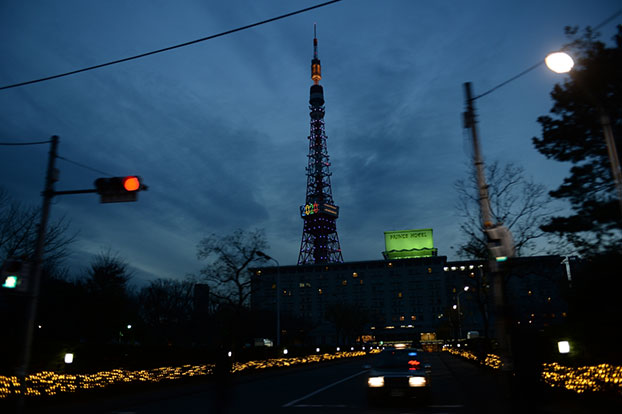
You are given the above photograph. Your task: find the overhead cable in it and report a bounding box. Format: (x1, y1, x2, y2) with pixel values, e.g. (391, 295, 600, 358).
(0, 0, 343, 91)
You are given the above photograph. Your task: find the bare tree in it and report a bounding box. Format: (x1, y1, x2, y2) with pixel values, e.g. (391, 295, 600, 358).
(196, 229, 268, 309)
(138, 278, 196, 344)
(0, 187, 75, 266)
(454, 161, 553, 259)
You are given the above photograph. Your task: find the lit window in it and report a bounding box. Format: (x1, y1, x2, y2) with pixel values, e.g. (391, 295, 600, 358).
(443, 267, 449, 271)
(547, 297, 551, 302)
(400, 316, 405, 321)
(299, 283, 305, 288)
(342, 280, 347, 286)
(398, 292, 403, 298)
(388, 262, 393, 268)
(256, 270, 262, 276)
(411, 315, 416, 321)
(352, 272, 358, 278)
(451, 266, 457, 271)
(460, 266, 465, 271)
(427, 267, 432, 274)
(562, 312, 567, 317)
(528, 290, 533, 296)
(318, 288, 323, 295)
(271, 283, 276, 289)
(360, 279, 364, 285)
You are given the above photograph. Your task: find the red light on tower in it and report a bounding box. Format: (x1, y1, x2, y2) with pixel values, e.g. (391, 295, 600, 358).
(123, 176, 140, 191)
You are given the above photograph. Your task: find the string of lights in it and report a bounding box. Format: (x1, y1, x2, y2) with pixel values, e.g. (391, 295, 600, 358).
(0, 0, 343, 91)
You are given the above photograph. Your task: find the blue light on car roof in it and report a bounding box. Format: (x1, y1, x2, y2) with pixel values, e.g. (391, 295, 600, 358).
(408, 352, 417, 356)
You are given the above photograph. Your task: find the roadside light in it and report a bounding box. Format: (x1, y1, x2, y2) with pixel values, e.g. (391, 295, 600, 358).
(64, 353, 74, 364)
(127, 324, 132, 329)
(283, 348, 289, 355)
(336, 347, 340, 352)
(558, 341, 571, 354)
(227, 351, 232, 358)
(316, 347, 320, 353)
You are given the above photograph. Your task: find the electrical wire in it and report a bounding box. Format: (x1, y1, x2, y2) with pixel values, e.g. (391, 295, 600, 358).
(57, 155, 113, 177)
(0, 0, 343, 91)
(0, 139, 52, 146)
(473, 8, 621, 101)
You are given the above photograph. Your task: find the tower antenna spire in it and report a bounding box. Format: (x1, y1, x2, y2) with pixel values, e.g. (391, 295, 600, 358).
(298, 26, 343, 265)
(311, 24, 321, 84)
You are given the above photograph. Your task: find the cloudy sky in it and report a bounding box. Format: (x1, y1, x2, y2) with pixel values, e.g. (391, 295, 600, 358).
(0, 0, 619, 286)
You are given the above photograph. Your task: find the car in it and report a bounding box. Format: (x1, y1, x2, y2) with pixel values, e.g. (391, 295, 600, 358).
(366, 347, 431, 405)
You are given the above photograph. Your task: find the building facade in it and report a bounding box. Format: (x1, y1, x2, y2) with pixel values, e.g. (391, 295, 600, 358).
(250, 255, 571, 346)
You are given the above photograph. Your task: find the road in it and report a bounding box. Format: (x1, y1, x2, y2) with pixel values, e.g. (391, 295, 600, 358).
(24, 352, 620, 414)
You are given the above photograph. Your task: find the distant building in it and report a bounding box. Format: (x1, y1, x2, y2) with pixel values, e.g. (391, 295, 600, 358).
(250, 252, 571, 347)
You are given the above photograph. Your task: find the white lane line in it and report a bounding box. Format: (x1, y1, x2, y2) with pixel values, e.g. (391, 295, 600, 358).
(282, 370, 367, 408)
(427, 405, 465, 408)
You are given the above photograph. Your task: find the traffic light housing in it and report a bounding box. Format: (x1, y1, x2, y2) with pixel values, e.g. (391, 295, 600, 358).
(94, 176, 145, 203)
(485, 225, 515, 261)
(1, 259, 30, 292)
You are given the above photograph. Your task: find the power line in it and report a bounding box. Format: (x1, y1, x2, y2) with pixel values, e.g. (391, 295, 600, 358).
(0, 139, 52, 146)
(57, 155, 113, 177)
(0, 0, 343, 91)
(473, 9, 621, 101)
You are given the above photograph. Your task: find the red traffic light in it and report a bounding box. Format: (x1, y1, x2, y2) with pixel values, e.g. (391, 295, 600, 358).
(94, 176, 146, 203)
(123, 176, 140, 192)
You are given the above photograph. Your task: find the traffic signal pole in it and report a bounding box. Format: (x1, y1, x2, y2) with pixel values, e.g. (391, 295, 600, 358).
(16, 135, 58, 410)
(463, 83, 513, 372)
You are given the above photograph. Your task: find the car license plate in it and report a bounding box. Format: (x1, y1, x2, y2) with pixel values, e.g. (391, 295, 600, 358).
(390, 389, 405, 397)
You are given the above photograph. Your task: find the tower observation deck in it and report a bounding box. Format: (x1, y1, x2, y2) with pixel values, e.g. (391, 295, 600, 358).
(298, 26, 344, 265)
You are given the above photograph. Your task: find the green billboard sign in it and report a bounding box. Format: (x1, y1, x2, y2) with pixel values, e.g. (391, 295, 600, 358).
(383, 228, 437, 259)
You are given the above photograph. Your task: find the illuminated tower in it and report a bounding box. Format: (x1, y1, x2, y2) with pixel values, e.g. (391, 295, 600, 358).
(298, 26, 344, 265)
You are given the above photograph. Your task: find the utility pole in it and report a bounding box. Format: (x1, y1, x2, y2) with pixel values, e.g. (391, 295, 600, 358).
(463, 83, 513, 371)
(17, 135, 58, 410)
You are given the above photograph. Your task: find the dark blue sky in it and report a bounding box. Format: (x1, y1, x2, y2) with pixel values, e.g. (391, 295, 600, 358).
(0, 0, 619, 286)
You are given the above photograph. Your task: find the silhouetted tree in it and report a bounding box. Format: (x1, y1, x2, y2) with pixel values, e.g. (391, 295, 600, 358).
(0, 187, 75, 266)
(325, 303, 368, 345)
(196, 229, 268, 309)
(532, 25, 622, 255)
(79, 251, 134, 343)
(454, 161, 553, 259)
(138, 278, 195, 345)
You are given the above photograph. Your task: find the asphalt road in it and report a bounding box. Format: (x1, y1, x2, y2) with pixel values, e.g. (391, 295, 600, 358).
(22, 352, 621, 414)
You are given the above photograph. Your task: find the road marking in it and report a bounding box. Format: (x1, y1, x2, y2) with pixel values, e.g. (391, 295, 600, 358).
(427, 405, 465, 408)
(292, 404, 348, 408)
(282, 370, 367, 407)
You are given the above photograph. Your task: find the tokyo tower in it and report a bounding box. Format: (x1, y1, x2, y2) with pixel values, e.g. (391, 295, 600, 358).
(298, 26, 344, 265)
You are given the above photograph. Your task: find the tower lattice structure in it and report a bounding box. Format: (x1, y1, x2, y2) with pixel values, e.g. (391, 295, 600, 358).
(298, 27, 344, 265)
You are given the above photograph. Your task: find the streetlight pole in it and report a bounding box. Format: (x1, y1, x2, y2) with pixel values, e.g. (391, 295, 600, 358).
(456, 286, 470, 339)
(256, 251, 280, 347)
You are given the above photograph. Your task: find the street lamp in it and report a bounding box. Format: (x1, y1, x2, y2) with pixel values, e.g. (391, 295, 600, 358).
(545, 50, 622, 218)
(256, 250, 281, 347)
(456, 286, 470, 339)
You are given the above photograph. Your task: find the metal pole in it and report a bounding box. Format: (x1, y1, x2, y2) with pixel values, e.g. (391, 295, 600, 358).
(463, 82, 493, 228)
(463, 84, 512, 370)
(599, 111, 622, 219)
(17, 135, 58, 409)
(276, 262, 280, 347)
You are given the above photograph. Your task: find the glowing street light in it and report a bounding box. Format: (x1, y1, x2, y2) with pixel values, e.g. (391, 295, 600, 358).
(545, 51, 574, 73)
